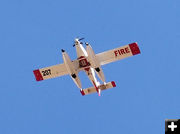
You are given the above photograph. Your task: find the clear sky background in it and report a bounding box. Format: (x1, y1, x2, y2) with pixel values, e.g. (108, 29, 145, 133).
(0, 0, 180, 134)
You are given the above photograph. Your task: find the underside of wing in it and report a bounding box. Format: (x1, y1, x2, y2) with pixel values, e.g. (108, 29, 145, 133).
(96, 42, 140, 66)
(33, 64, 68, 81)
(33, 59, 80, 81)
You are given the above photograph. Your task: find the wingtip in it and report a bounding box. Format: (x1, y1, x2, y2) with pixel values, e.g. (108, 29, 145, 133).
(129, 42, 141, 55)
(111, 81, 116, 87)
(33, 69, 43, 81)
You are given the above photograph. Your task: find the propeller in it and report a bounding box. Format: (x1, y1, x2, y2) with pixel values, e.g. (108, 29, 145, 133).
(78, 37, 84, 41)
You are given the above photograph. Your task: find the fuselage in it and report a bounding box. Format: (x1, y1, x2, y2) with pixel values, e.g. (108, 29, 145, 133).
(74, 39, 104, 95)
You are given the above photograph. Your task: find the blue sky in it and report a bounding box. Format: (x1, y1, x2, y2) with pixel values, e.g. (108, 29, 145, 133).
(0, 0, 180, 134)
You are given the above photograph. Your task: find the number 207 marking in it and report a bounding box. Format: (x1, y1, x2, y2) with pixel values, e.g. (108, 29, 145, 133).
(42, 69, 51, 76)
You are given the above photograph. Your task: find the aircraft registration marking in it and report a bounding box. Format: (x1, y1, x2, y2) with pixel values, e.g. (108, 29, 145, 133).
(41, 69, 51, 76)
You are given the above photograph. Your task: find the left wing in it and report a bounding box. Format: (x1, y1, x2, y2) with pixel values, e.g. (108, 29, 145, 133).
(96, 42, 140, 66)
(33, 64, 68, 81)
(33, 59, 79, 81)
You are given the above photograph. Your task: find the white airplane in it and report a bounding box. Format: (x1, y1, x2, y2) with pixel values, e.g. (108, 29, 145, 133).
(33, 38, 140, 96)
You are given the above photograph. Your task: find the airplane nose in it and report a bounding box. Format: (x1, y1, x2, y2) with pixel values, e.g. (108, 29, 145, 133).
(75, 38, 79, 42)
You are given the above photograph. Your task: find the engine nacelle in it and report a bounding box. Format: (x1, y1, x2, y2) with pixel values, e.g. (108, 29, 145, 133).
(62, 49, 82, 89)
(86, 44, 106, 82)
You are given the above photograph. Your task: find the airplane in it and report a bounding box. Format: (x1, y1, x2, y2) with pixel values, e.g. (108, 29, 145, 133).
(33, 38, 140, 96)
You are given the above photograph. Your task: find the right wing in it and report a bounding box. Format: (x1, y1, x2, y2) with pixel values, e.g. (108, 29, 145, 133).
(33, 60, 79, 81)
(96, 42, 140, 66)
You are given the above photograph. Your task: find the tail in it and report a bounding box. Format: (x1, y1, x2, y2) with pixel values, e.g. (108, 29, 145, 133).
(80, 81, 116, 96)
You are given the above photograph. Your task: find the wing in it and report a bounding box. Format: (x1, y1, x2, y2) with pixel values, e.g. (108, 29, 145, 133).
(96, 42, 140, 65)
(33, 59, 80, 81)
(33, 64, 68, 81)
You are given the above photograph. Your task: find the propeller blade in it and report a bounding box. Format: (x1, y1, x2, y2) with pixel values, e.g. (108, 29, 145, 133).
(78, 37, 84, 41)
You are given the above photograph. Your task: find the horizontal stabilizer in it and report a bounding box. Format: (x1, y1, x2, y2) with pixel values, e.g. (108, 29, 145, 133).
(80, 81, 116, 96)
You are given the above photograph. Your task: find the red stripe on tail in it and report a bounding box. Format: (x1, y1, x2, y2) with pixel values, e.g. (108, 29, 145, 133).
(33, 69, 43, 81)
(80, 90, 85, 96)
(129, 42, 140, 55)
(111, 81, 116, 87)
